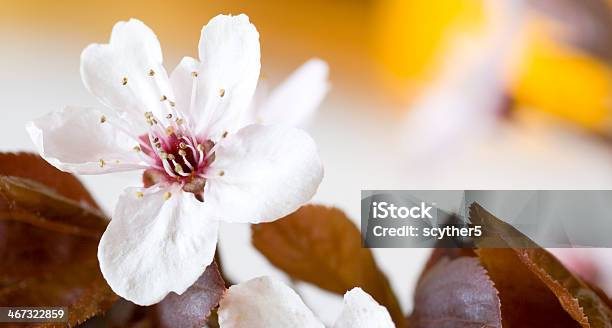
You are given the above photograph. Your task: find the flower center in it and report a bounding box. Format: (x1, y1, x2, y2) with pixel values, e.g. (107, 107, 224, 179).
(137, 109, 215, 197)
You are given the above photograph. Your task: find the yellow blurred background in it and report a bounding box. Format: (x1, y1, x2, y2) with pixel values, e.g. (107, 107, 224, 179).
(3, 0, 610, 135)
(375, 0, 611, 135)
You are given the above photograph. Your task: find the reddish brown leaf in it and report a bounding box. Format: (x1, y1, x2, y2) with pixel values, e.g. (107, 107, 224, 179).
(413, 248, 580, 326)
(0, 174, 116, 327)
(0, 152, 99, 209)
(476, 248, 581, 327)
(409, 257, 501, 328)
(1, 258, 116, 327)
(80, 299, 153, 328)
(471, 203, 612, 327)
(154, 261, 226, 328)
(85, 262, 226, 328)
(585, 281, 612, 311)
(420, 248, 476, 279)
(417, 213, 478, 280)
(0, 176, 107, 282)
(0, 176, 107, 235)
(251, 205, 403, 326)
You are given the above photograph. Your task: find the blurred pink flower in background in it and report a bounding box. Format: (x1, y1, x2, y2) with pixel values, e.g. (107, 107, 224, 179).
(551, 248, 612, 295)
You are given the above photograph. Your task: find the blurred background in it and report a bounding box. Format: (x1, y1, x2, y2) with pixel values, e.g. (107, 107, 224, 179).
(1, 0, 610, 324)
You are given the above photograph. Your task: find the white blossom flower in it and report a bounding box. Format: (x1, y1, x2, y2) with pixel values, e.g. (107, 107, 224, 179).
(218, 276, 395, 328)
(25, 14, 323, 305)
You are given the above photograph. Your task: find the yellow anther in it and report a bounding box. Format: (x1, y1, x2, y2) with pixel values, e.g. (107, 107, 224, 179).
(133, 145, 141, 152)
(219, 88, 225, 97)
(197, 144, 204, 152)
(176, 118, 184, 125)
(159, 151, 168, 159)
(174, 164, 183, 173)
(163, 192, 171, 200)
(148, 69, 155, 76)
(166, 126, 175, 135)
(122, 77, 128, 85)
(160, 95, 167, 101)
(98, 159, 105, 168)
(169, 101, 176, 107)
(178, 149, 187, 156)
(179, 142, 187, 149)
(191, 71, 198, 77)
(218, 170, 225, 176)
(100, 115, 107, 123)
(167, 154, 175, 160)
(144, 111, 153, 118)
(135, 191, 144, 199)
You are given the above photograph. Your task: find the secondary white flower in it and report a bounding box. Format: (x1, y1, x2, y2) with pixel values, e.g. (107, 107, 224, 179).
(218, 276, 395, 328)
(26, 14, 323, 305)
(244, 58, 330, 127)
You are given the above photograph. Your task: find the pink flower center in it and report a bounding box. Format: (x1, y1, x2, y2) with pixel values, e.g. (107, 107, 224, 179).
(137, 110, 215, 196)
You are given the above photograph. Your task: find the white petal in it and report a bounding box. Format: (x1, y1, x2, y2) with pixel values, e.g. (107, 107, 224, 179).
(193, 14, 260, 140)
(333, 288, 395, 328)
(26, 107, 146, 175)
(237, 78, 270, 128)
(170, 56, 200, 128)
(81, 19, 174, 126)
(255, 59, 330, 127)
(218, 276, 324, 328)
(98, 186, 219, 305)
(204, 124, 323, 223)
